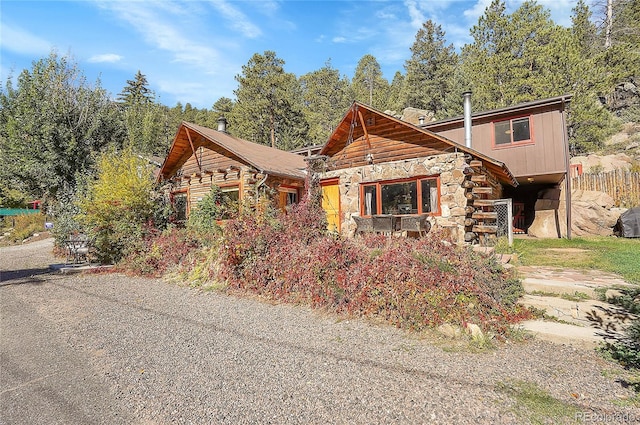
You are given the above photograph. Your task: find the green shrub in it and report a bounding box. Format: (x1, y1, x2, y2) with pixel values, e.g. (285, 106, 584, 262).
(76, 148, 157, 264)
(3, 213, 45, 243)
(188, 186, 235, 231)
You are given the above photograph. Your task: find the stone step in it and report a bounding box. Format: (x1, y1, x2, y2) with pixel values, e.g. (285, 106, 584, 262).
(522, 277, 630, 300)
(517, 320, 604, 349)
(520, 294, 613, 327)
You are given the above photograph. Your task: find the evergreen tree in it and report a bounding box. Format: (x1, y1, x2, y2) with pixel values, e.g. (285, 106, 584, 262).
(118, 71, 165, 155)
(386, 71, 406, 114)
(212, 97, 235, 117)
(231, 51, 308, 149)
(460, 0, 510, 109)
(118, 70, 154, 105)
(572, 0, 598, 58)
(461, 0, 562, 108)
(564, 3, 620, 152)
(299, 61, 351, 146)
(351, 54, 389, 108)
(401, 20, 458, 116)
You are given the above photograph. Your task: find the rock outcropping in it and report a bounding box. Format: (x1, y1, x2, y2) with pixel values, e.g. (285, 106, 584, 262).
(528, 189, 626, 238)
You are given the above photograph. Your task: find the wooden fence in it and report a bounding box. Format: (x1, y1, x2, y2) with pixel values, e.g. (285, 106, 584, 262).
(571, 170, 640, 208)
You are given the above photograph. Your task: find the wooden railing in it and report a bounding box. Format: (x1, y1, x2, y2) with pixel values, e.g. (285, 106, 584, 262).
(571, 170, 640, 208)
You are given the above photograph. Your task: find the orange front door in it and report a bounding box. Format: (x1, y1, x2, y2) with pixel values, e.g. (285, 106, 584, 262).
(321, 181, 340, 233)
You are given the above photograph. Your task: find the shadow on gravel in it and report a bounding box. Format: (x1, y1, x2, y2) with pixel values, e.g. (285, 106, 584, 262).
(0, 267, 53, 286)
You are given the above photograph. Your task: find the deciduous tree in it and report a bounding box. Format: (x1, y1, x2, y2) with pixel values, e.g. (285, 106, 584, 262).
(0, 52, 124, 201)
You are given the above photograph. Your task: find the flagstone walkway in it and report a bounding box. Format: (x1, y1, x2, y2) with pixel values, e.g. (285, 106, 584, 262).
(516, 265, 637, 349)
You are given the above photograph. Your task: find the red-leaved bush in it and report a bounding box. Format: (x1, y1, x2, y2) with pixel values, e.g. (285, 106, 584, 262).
(118, 227, 215, 277)
(218, 199, 531, 335)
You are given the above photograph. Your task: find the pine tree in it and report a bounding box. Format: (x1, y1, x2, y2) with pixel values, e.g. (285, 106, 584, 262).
(351, 54, 389, 108)
(231, 51, 308, 149)
(386, 72, 406, 114)
(118, 71, 165, 155)
(212, 97, 235, 117)
(299, 61, 351, 146)
(572, 0, 598, 58)
(401, 20, 458, 116)
(118, 70, 154, 105)
(460, 0, 510, 109)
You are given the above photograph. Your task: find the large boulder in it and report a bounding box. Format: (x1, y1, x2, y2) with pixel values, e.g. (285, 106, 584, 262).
(528, 189, 625, 238)
(570, 153, 633, 173)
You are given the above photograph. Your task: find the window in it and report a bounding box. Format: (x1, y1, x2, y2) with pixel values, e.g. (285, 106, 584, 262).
(278, 187, 299, 210)
(221, 186, 239, 203)
(361, 177, 439, 216)
(220, 186, 239, 219)
(172, 192, 188, 222)
(286, 192, 298, 205)
(494, 116, 532, 147)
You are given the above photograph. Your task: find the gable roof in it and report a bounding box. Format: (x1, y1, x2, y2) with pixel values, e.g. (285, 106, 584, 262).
(158, 121, 307, 181)
(320, 102, 518, 187)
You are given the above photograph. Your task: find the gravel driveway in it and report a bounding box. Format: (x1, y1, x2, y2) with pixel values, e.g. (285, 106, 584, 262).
(1, 239, 638, 424)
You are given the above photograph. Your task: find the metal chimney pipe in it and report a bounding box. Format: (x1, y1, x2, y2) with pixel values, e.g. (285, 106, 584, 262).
(462, 91, 472, 148)
(217, 116, 227, 133)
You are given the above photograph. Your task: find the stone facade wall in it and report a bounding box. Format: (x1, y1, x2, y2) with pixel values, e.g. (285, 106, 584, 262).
(319, 153, 471, 243)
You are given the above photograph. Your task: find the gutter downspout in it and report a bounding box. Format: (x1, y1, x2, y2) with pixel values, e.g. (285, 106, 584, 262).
(561, 96, 572, 240)
(256, 172, 269, 203)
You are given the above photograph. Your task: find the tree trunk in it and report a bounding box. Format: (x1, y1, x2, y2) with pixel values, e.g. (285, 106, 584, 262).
(605, 0, 613, 48)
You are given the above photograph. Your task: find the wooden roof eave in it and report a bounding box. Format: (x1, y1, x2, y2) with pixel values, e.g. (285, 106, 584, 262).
(157, 122, 189, 182)
(320, 102, 518, 187)
(181, 122, 306, 181)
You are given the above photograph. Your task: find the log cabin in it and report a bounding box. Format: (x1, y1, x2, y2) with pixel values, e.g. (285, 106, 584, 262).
(157, 120, 306, 222)
(311, 102, 519, 244)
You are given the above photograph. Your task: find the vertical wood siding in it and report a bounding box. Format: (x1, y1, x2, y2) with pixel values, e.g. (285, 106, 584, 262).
(432, 109, 567, 179)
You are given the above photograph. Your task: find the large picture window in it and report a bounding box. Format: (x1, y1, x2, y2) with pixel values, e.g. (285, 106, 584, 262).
(361, 177, 439, 216)
(493, 116, 532, 147)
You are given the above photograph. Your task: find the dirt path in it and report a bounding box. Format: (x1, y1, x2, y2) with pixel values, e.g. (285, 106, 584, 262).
(1, 240, 638, 424)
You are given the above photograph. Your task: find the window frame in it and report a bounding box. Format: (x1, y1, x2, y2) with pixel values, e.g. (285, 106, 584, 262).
(278, 185, 300, 210)
(492, 115, 534, 149)
(359, 176, 441, 217)
(171, 189, 189, 223)
(217, 184, 240, 219)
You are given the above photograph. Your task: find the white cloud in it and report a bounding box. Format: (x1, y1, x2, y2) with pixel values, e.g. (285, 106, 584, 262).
(0, 23, 51, 56)
(88, 53, 123, 63)
(96, 1, 221, 72)
(463, 0, 493, 21)
(403, 0, 426, 29)
(208, 0, 262, 39)
(332, 36, 347, 44)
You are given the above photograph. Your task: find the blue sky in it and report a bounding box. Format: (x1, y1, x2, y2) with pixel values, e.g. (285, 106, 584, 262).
(1, 0, 577, 109)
